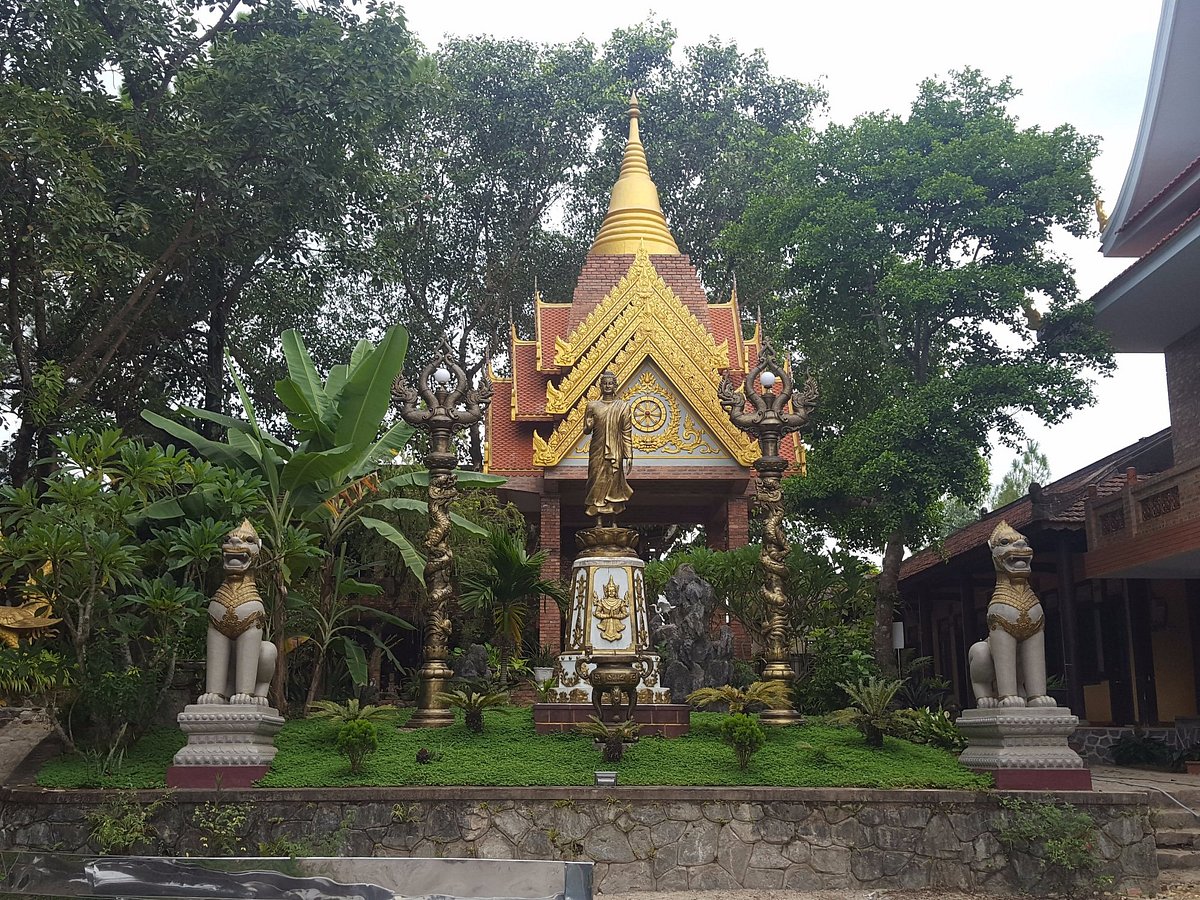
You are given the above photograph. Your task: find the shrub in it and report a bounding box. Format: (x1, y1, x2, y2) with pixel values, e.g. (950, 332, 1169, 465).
(436, 688, 509, 733)
(1112, 728, 1172, 768)
(892, 707, 967, 752)
(998, 797, 1113, 894)
(793, 623, 877, 714)
(193, 800, 252, 856)
(687, 680, 793, 715)
(829, 677, 905, 748)
(88, 792, 172, 854)
(576, 715, 640, 764)
(720, 714, 766, 770)
(309, 698, 397, 728)
(336, 719, 379, 774)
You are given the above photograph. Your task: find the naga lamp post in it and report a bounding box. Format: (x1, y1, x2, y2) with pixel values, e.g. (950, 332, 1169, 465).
(393, 338, 491, 728)
(718, 337, 818, 726)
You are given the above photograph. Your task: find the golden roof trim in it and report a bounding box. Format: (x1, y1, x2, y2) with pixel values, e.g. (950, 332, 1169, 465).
(548, 247, 727, 412)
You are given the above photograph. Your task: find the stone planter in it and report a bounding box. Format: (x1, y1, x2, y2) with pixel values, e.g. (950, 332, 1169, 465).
(533, 667, 554, 684)
(593, 771, 617, 786)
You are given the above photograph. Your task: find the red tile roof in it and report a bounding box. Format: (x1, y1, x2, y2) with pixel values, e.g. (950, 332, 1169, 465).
(1117, 154, 1200, 235)
(536, 303, 570, 373)
(900, 429, 1172, 581)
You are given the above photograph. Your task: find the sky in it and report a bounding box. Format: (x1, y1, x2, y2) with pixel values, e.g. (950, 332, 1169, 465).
(407, 0, 1171, 488)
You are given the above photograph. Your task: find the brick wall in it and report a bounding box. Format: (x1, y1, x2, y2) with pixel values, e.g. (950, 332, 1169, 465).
(537, 494, 563, 651)
(1166, 324, 1200, 467)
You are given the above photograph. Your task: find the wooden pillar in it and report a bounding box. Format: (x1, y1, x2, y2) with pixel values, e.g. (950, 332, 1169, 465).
(956, 574, 978, 704)
(1056, 536, 1086, 714)
(1188, 581, 1200, 713)
(918, 585, 936, 663)
(537, 493, 563, 652)
(1126, 579, 1159, 725)
(707, 500, 729, 551)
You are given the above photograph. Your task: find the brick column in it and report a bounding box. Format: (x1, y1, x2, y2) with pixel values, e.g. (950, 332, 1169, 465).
(727, 495, 750, 549)
(538, 493, 564, 652)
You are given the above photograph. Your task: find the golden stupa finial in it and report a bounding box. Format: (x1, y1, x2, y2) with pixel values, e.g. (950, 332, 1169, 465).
(589, 90, 680, 257)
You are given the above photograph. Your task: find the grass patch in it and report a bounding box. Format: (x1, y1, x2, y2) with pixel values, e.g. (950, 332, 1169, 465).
(36, 709, 990, 790)
(37, 727, 186, 789)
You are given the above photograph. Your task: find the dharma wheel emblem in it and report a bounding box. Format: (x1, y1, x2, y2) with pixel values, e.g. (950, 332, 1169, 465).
(631, 396, 667, 432)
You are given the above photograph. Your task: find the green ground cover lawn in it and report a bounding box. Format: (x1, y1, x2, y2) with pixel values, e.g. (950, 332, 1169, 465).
(37, 708, 990, 790)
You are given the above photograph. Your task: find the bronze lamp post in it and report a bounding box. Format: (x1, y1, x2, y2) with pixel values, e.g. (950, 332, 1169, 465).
(393, 338, 491, 728)
(718, 337, 817, 726)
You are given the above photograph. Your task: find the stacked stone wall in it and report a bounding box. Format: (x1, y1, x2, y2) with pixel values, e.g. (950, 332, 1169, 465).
(0, 786, 1155, 895)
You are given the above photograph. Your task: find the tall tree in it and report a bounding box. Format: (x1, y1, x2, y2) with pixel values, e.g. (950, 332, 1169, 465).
(1, 0, 422, 483)
(992, 440, 1052, 508)
(726, 70, 1113, 669)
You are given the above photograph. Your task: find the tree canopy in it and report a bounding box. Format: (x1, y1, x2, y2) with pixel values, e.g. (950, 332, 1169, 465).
(726, 69, 1113, 667)
(2, 0, 424, 483)
(2, 8, 824, 476)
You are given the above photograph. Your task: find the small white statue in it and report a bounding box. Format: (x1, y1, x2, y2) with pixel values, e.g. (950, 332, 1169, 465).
(197, 520, 277, 706)
(968, 521, 1056, 709)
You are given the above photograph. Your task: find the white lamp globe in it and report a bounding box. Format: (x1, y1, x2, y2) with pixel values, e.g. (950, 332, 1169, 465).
(760, 371, 777, 389)
(433, 367, 452, 386)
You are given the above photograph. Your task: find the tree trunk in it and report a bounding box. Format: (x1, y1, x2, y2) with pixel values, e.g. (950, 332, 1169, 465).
(202, 261, 228, 437)
(269, 573, 289, 715)
(874, 529, 906, 674)
(468, 421, 484, 470)
(7, 420, 36, 487)
(304, 649, 325, 711)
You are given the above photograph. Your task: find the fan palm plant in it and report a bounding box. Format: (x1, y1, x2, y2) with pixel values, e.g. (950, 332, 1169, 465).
(436, 688, 509, 733)
(308, 698, 398, 727)
(576, 715, 641, 763)
(829, 676, 905, 748)
(686, 680, 794, 715)
(460, 527, 569, 686)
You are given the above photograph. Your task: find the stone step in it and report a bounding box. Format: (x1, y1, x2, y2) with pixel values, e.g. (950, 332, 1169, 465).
(1156, 830, 1200, 849)
(1158, 849, 1200, 870)
(1155, 809, 1200, 829)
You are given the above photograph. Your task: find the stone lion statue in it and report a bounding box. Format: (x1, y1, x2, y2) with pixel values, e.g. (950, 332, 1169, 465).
(196, 520, 277, 706)
(967, 521, 1056, 709)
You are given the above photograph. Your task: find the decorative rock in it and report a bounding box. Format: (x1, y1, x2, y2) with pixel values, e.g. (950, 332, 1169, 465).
(652, 565, 734, 698)
(452, 643, 491, 681)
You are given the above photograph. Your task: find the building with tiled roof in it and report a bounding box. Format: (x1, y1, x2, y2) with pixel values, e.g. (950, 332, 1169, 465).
(899, 0, 1200, 740)
(486, 94, 803, 649)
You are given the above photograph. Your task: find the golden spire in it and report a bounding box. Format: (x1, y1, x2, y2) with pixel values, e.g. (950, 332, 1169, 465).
(589, 91, 680, 256)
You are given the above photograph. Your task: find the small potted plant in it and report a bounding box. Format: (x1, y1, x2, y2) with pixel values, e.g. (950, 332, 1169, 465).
(531, 645, 557, 685)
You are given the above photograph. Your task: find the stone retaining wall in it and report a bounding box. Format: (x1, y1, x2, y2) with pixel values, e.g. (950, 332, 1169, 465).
(0, 786, 1156, 895)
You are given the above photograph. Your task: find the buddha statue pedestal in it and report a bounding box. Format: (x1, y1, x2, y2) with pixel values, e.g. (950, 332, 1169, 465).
(167, 703, 284, 788)
(534, 527, 689, 737)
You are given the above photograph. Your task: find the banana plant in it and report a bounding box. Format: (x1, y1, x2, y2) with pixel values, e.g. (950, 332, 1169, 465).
(142, 326, 502, 711)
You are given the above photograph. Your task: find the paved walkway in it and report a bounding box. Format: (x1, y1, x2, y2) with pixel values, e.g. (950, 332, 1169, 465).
(0, 715, 51, 785)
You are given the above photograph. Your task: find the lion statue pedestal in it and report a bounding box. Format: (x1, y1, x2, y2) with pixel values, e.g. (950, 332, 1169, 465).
(956, 522, 1091, 790)
(167, 521, 283, 788)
